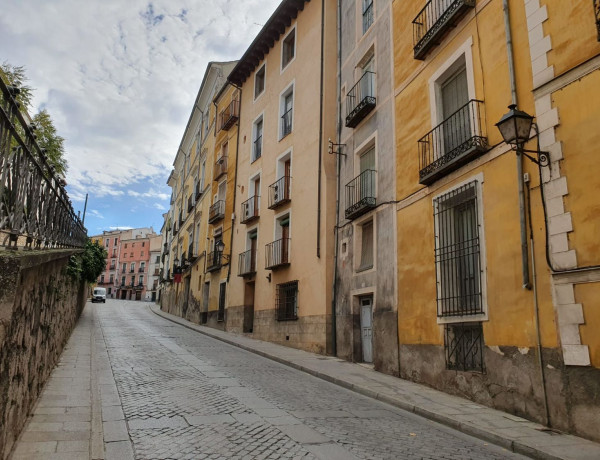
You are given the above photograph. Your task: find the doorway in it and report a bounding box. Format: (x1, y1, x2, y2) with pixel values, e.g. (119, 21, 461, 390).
(360, 296, 373, 363)
(243, 282, 255, 333)
(135, 291, 142, 301)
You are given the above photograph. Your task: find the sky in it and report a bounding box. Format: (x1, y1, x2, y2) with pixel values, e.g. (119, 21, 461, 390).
(0, 0, 281, 235)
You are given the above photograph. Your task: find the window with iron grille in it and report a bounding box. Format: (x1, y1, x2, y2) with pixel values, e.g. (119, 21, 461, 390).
(444, 322, 484, 372)
(217, 282, 226, 322)
(433, 181, 483, 318)
(276, 280, 298, 321)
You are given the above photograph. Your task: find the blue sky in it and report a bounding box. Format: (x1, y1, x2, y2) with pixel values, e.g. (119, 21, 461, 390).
(0, 0, 280, 234)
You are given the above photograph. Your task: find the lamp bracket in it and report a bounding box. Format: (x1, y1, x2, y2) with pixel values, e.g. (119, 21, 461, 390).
(328, 139, 346, 157)
(511, 146, 550, 167)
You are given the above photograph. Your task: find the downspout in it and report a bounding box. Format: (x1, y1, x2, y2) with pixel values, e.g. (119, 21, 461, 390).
(330, 0, 343, 357)
(227, 82, 243, 283)
(315, 0, 326, 260)
(503, 0, 530, 289)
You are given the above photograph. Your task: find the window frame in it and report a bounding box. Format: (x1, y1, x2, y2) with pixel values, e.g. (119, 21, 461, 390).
(433, 173, 487, 325)
(280, 25, 297, 71)
(254, 63, 266, 101)
(278, 81, 295, 140)
(251, 113, 264, 163)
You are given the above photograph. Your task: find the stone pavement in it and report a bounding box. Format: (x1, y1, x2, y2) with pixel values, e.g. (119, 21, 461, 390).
(8, 300, 600, 460)
(150, 304, 600, 460)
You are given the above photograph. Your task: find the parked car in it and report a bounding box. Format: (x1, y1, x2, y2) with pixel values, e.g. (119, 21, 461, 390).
(92, 287, 106, 303)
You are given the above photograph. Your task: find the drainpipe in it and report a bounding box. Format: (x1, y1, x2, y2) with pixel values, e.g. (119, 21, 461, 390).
(330, 0, 343, 357)
(503, 0, 530, 290)
(316, 0, 325, 259)
(227, 82, 242, 283)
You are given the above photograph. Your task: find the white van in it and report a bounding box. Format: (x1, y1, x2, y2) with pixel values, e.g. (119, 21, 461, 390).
(92, 287, 106, 303)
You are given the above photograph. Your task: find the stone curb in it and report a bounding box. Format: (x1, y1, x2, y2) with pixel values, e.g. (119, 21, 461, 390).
(148, 304, 583, 460)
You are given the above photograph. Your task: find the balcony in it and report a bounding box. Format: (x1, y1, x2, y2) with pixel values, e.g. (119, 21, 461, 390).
(208, 200, 225, 224)
(412, 0, 475, 60)
(213, 156, 228, 181)
(120, 282, 126, 287)
(218, 99, 239, 132)
(129, 269, 135, 273)
(135, 283, 144, 290)
(206, 250, 223, 272)
(281, 108, 293, 138)
(138, 267, 145, 273)
(345, 170, 377, 220)
(268, 176, 291, 209)
(418, 99, 487, 185)
(238, 249, 257, 277)
(265, 238, 290, 270)
(345, 72, 376, 128)
(109, 265, 116, 270)
(240, 196, 260, 224)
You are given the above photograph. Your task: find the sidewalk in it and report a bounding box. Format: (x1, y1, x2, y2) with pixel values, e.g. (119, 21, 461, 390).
(151, 304, 600, 460)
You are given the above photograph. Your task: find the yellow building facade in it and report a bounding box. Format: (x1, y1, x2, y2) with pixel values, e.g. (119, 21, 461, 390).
(393, 0, 600, 441)
(226, 0, 338, 353)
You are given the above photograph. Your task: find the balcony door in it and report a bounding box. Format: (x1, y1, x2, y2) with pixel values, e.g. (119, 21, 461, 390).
(359, 147, 375, 202)
(284, 159, 291, 200)
(441, 66, 470, 155)
(280, 219, 289, 264)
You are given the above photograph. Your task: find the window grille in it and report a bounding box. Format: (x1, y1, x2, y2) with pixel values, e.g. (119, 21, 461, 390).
(433, 181, 483, 317)
(217, 283, 226, 321)
(444, 322, 484, 372)
(362, 0, 374, 33)
(276, 281, 298, 321)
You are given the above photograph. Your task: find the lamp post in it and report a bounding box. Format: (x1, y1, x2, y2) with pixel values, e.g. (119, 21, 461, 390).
(496, 104, 549, 166)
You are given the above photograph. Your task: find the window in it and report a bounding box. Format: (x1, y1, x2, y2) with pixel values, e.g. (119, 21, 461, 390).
(124, 243, 128, 249)
(124, 253, 127, 258)
(121, 276, 125, 286)
(280, 86, 293, 139)
(105, 239, 109, 247)
(122, 263, 126, 272)
(362, 0, 374, 34)
(255, 64, 265, 99)
(217, 282, 226, 321)
(112, 249, 116, 257)
(281, 27, 296, 69)
(200, 157, 206, 190)
(130, 263, 135, 272)
(358, 220, 373, 271)
(100, 275, 105, 283)
(142, 242, 145, 247)
(433, 181, 483, 318)
(141, 251, 144, 257)
(114, 238, 118, 245)
(345, 54, 376, 128)
(139, 275, 144, 285)
(109, 274, 114, 283)
(140, 262, 145, 272)
(252, 116, 263, 162)
(444, 323, 484, 372)
(110, 259, 116, 269)
(156, 255, 160, 264)
(276, 280, 298, 321)
(132, 242, 135, 247)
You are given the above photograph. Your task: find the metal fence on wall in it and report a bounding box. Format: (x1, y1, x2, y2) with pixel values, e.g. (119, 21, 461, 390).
(0, 77, 87, 250)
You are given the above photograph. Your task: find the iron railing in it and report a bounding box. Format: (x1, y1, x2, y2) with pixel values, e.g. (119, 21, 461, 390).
(238, 249, 257, 276)
(218, 99, 239, 132)
(240, 195, 259, 224)
(0, 77, 87, 249)
(595, 0, 600, 41)
(412, 0, 475, 59)
(206, 249, 222, 272)
(138, 267, 145, 273)
(253, 135, 262, 161)
(268, 176, 291, 209)
(265, 238, 290, 269)
(444, 323, 485, 372)
(363, 0, 374, 33)
(281, 108, 293, 138)
(345, 170, 376, 220)
(208, 200, 225, 223)
(213, 156, 228, 180)
(346, 72, 376, 128)
(433, 181, 483, 318)
(276, 280, 298, 321)
(418, 99, 487, 185)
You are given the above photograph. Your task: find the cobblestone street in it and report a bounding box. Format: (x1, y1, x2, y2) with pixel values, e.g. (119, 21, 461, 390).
(90, 300, 522, 460)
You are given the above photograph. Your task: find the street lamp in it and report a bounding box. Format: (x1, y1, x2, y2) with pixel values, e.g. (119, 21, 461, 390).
(215, 240, 230, 261)
(496, 104, 548, 166)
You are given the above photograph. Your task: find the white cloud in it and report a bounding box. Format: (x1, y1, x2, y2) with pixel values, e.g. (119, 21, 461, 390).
(89, 209, 104, 219)
(109, 226, 133, 230)
(128, 189, 170, 200)
(154, 203, 168, 211)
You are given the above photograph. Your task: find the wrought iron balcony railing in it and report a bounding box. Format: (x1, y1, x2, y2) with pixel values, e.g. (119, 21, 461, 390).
(238, 249, 257, 277)
(218, 99, 239, 132)
(595, 0, 600, 41)
(265, 238, 290, 270)
(418, 99, 487, 185)
(213, 156, 228, 181)
(281, 108, 293, 138)
(345, 72, 376, 128)
(208, 200, 225, 224)
(345, 170, 377, 220)
(240, 195, 260, 224)
(0, 77, 87, 249)
(268, 176, 291, 209)
(206, 250, 223, 272)
(412, 0, 475, 60)
(129, 269, 135, 273)
(138, 267, 145, 273)
(363, 0, 374, 33)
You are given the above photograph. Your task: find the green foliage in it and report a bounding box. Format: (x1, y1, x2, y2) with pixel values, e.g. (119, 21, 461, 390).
(0, 61, 68, 175)
(32, 110, 67, 175)
(67, 239, 107, 284)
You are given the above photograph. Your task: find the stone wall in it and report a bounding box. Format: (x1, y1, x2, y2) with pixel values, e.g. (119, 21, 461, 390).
(0, 250, 87, 459)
